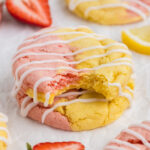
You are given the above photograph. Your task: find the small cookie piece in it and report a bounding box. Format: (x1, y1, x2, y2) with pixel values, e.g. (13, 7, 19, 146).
(0, 113, 8, 150)
(104, 121, 150, 150)
(66, 0, 150, 25)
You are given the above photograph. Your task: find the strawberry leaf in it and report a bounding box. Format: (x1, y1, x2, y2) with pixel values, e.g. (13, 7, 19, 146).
(26, 143, 32, 150)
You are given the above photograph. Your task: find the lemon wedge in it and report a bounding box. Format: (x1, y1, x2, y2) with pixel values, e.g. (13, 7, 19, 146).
(122, 25, 150, 55)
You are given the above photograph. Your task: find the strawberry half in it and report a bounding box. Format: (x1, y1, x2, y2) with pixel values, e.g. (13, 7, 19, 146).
(0, 1, 3, 23)
(32, 142, 85, 150)
(6, 0, 52, 27)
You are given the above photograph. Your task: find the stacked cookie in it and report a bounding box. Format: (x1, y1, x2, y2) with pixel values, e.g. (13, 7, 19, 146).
(0, 113, 8, 150)
(66, 0, 150, 25)
(12, 26, 134, 131)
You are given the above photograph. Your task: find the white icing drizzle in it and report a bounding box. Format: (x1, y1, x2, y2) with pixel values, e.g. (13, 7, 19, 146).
(105, 145, 126, 150)
(30, 25, 91, 38)
(23, 31, 106, 45)
(125, 0, 150, 12)
(57, 91, 88, 98)
(125, 86, 134, 94)
(85, 3, 147, 19)
(12, 43, 129, 65)
(108, 83, 132, 105)
(22, 102, 37, 117)
(69, 0, 148, 20)
(0, 113, 8, 146)
(13, 61, 132, 98)
(123, 128, 150, 148)
(17, 35, 106, 54)
(33, 77, 53, 104)
(130, 123, 150, 132)
(21, 96, 38, 117)
(105, 121, 150, 149)
(44, 92, 51, 107)
(111, 139, 140, 150)
(0, 113, 8, 123)
(112, 57, 132, 63)
(0, 127, 9, 135)
(14, 49, 132, 81)
(20, 81, 133, 124)
(0, 137, 8, 145)
(41, 98, 106, 123)
(69, 0, 97, 10)
(106, 121, 150, 150)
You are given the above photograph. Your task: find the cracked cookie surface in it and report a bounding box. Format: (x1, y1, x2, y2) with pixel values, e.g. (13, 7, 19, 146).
(12, 26, 134, 131)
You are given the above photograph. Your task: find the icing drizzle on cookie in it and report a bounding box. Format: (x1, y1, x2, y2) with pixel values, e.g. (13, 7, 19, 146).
(12, 26, 133, 106)
(105, 121, 150, 149)
(69, 0, 149, 20)
(20, 82, 133, 124)
(0, 113, 8, 146)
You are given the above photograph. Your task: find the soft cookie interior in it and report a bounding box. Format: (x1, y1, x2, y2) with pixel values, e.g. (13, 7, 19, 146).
(16, 78, 134, 131)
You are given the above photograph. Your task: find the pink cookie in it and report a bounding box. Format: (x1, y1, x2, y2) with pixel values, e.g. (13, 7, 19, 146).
(16, 89, 75, 131)
(105, 121, 150, 150)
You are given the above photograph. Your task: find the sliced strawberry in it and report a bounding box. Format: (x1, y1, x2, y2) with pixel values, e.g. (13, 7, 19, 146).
(6, 0, 52, 27)
(33, 142, 85, 150)
(0, 2, 3, 23)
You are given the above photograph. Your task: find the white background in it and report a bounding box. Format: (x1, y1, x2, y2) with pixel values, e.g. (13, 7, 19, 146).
(0, 0, 150, 149)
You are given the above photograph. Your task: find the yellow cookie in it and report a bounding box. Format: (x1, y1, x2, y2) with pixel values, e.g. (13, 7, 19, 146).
(0, 113, 8, 150)
(65, 0, 150, 25)
(56, 78, 134, 131)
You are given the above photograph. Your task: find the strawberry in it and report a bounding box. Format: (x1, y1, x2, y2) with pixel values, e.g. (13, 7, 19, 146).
(27, 141, 85, 150)
(0, 2, 3, 23)
(6, 0, 52, 27)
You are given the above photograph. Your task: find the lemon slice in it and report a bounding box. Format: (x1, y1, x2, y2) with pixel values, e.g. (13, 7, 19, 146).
(122, 25, 150, 55)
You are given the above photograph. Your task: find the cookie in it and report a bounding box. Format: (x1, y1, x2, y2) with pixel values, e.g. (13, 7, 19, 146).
(12, 26, 133, 105)
(12, 26, 134, 131)
(105, 121, 150, 150)
(0, 113, 8, 150)
(66, 0, 150, 25)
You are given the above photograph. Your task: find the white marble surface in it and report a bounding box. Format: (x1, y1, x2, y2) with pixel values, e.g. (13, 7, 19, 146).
(0, 0, 150, 149)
